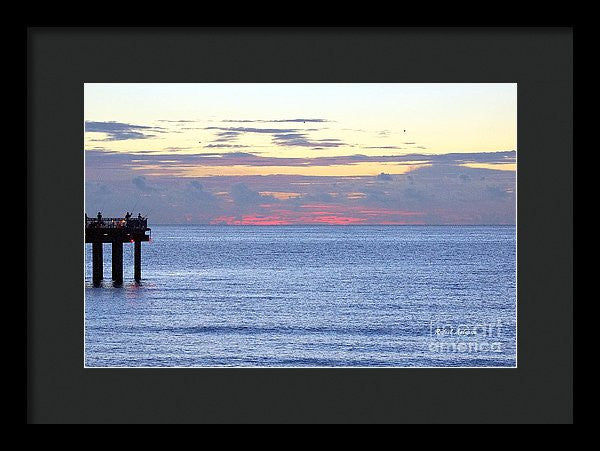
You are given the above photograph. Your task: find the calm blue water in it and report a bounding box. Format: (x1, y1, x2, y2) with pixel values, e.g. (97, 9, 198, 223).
(85, 226, 516, 367)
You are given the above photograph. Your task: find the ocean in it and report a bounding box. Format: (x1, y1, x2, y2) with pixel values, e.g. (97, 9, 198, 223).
(84, 225, 516, 367)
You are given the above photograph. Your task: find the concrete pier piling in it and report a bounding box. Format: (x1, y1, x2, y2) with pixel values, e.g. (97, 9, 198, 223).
(92, 242, 103, 285)
(134, 240, 142, 282)
(86, 213, 150, 286)
(112, 240, 123, 284)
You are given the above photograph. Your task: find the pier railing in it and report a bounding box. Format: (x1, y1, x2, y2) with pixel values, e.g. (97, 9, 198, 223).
(86, 217, 148, 230)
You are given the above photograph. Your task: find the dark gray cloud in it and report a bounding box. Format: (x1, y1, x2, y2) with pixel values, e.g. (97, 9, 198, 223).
(203, 144, 251, 148)
(205, 126, 340, 148)
(85, 121, 165, 141)
(272, 133, 345, 148)
(376, 172, 393, 181)
(97, 184, 112, 195)
(404, 187, 430, 201)
(206, 126, 299, 134)
(190, 180, 203, 190)
(311, 192, 336, 202)
(132, 176, 156, 192)
(226, 152, 259, 158)
(85, 149, 515, 170)
(212, 131, 242, 142)
(222, 118, 332, 123)
(230, 183, 274, 205)
(87, 183, 112, 196)
(434, 151, 515, 164)
(188, 180, 218, 204)
(294, 192, 335, 204)
(485, 185, 508, 198)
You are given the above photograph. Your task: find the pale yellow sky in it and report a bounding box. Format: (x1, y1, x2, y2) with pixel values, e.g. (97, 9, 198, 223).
(85, 83, 517, 162)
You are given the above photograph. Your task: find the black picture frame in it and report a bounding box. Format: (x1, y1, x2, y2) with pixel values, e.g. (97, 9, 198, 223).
(27, 27, 573, 424)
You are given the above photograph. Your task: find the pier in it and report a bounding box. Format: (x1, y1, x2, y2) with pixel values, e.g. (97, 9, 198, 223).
(85, 213, 151, 285)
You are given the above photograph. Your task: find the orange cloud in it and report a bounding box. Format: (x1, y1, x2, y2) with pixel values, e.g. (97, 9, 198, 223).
(136, 162, 430, 178)
(258, 191, 302, 200)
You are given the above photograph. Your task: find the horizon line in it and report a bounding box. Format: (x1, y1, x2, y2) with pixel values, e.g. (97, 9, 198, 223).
(148, 223, 516, 227)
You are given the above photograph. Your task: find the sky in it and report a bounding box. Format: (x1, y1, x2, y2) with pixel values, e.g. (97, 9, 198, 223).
(85, 83, 516, 225)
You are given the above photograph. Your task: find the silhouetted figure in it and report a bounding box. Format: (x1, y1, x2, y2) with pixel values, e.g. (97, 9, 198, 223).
(138, 213, 143, 220)
(97, 212, 102, 220)
(125, 212, 132, 220)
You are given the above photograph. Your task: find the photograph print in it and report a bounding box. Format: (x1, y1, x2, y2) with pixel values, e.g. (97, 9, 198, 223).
(84, 83, 517, 368)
